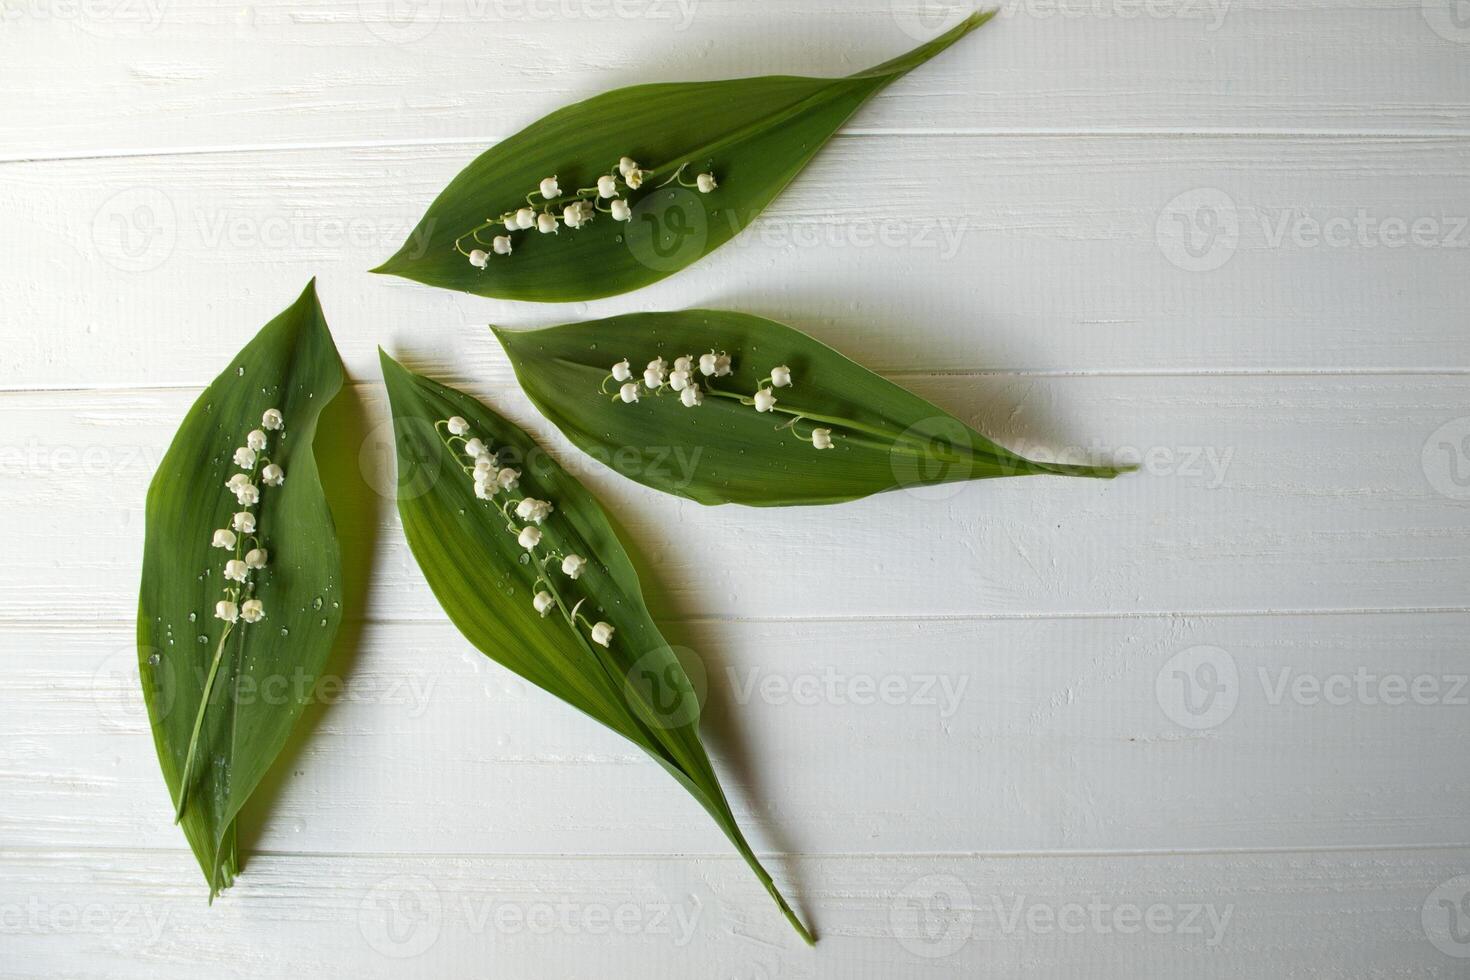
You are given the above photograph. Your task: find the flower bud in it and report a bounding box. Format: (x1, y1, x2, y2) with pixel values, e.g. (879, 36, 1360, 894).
(597, 175, 618, 198)
(517, 525, 542, 550)
(619, 382, 640, 404)
(468, 249, 488, 269)
(492, 235, 513, 255)
(812, 427, 833, 449)
(696, 172, 717, 193)
(533, 591, 555, 617)
(680, 384, 703, 408)
(753, 387, 776, 412)
(539, 176, 560, 199)
(610, 199, 631, 222)
(515, 208, 536, 229)
(590, 622, 615, 647)
(537, 212, 558, 234)
(698, 352, 717, 376)
(611, 359, 631, 382)
(668, 369, 689, 392)
(446, 417, 469, 436)
(770, 365, 792, 388)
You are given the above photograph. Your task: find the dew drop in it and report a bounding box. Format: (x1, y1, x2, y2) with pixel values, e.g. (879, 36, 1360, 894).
(311, 596, 323, 610)
(279, 627, 289, 637)
(147, 653, 161, 666)
(319, 618, 327, 627)
(187, 612, 197, 622)
(197, 634, 208, 644)
(236, 366, 245, 376)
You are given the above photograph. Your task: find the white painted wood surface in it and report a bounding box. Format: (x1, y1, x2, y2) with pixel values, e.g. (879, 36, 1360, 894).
(3, 2, 1468, 976)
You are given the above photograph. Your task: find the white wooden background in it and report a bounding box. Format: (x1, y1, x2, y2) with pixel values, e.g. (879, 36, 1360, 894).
(3, 1, 1469, 976)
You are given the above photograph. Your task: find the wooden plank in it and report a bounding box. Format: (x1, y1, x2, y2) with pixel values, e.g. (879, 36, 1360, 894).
(6, 612, 1468, 855)
(5, 0, 1470, 162)
(1, 374, 1467, 624)
(5, 136, 1467, 389)
(2, 847, 1466, 976)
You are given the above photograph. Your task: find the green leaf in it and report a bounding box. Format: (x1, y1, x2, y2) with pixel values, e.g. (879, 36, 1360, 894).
(378, 351, 816, 945)
(137, 281, 346, 898)
(372, 13, 995, 302)
(493, 309, 1131, 507)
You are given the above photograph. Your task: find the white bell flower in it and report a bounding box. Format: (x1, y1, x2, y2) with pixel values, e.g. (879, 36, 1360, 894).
(232, 511, 256, 534)
(496, 467, 521, 491)
(698, 352, 717, 376)
(610, 199, 631, 222)
(246, 429, 267, 451)
(464, 437, 487, 458)
(537, 212, 558, 234)
(533, 591, 555, 617)
(492, 235, 513, 255)
(539, 176, 560, 199)
(212, 528, 237, 549)
(474, 479, 494, 500)
(753, 387, 776, 412)
(561, 554, 587, 579)
(673, 355, 692, 374)
(234, 484, 260, 506)
(696, 172, 717, 193)
(262, 408, 284, 431)
(260, 464, 285, 487)
(770, 365, 792, 388)
(643, 357, 666, 389)
(562, 203, 587, 229)
(224, 559, 249, 583)
(446, 416, 469, 436)
(812, 427, 833, 449)
(240, 599, 265, 623)
(474, 456, 496, 478)
(516, 497, 554, 524)
(597, 175, 618, 198)
(503, 214, 519, 232)
(215, 600, 239, 623)
(680, 384, 703, 407)
(468, 249, 488, 269)
(590, 622, 615, 647)
(619, 157, 639, 178)
(245, 548, 268, 569)
(619, 382, 640, 404)
(233, 446, 256, 468)
(668, 369, 689, 392)
(226, 473, 250, 490)
(517, 525, 542, 550)
(515, 208, 536, 229)
(624, 169, 643, 189)
(611, 359, 631, 382)
(714, 353, 732, 376)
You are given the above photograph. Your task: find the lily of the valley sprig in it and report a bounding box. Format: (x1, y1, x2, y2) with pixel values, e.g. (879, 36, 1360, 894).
(434, 415, 617, 650)
(606, 352, 836, 451)
(375, 13, 995, 301)
(454, 157, 718, 268)
(174, 407, 287, 824)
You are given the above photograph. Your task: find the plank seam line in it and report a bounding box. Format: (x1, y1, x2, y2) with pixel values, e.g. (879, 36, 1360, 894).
(4, 367, 1470, 397)
(4, 842, 1469, 861)
(3, 129, 1468, 166)
(4, 606, 1468, 632)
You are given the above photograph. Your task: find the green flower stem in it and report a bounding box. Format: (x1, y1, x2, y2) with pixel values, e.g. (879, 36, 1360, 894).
(174, 624, 232, 823)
